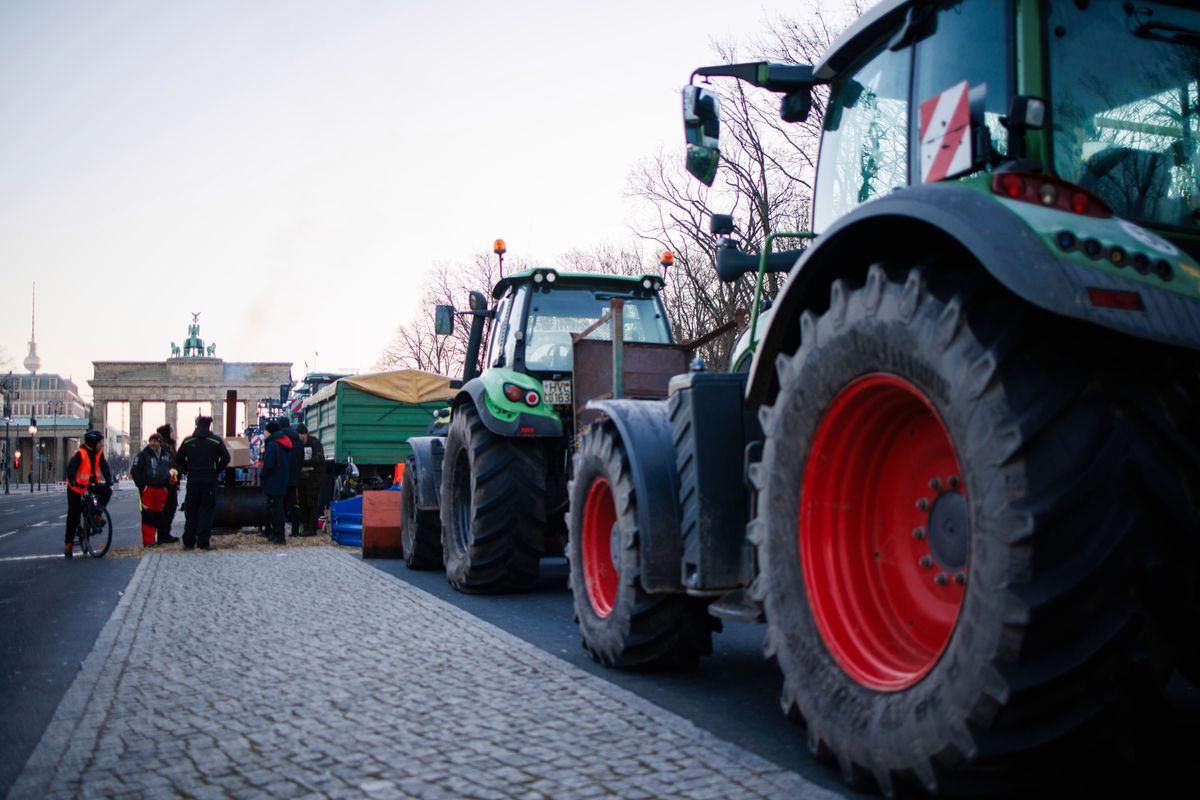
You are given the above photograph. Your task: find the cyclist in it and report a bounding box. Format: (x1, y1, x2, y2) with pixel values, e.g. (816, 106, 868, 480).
(65, 429, 114, 558)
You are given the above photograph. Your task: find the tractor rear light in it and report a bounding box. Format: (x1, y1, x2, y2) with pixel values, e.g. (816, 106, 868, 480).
(524, 390, 540, 407)
(1055, 231, 1076, 251)
(1082, 239, 1103, 260)
(503, 383, 523, 402)
(1155, 260, 1173, 281)
(1133, 253, 1151, 274)
(997, 174, 1024, 198)
(1108, 246, 1126, 267)
(1087, 288, 1144, 311)
(533, 272, 545, 283)
(545, 271, 557, 283)
(518, 426, 535, 434)
(991, 173, 1112, 218)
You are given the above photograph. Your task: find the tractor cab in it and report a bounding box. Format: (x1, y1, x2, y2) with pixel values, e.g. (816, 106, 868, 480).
(687, 0, 1200, 256)
(483, 268, 672, 378)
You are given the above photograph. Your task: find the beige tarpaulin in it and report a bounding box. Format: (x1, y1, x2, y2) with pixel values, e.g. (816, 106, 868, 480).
(303, 369, 455, 408)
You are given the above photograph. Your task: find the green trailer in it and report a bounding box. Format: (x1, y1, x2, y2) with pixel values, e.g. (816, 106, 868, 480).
(302, 370, 454, 487)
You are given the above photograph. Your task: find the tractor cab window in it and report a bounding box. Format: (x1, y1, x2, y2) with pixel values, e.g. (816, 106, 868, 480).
(1049, 0, 1200, 232)
(503, 287, 528, 369)
(486, 293, 514, 368)
(523, 288, 671, 373)
(814, 43, 911, 232)
(911, 0, 1011, 177)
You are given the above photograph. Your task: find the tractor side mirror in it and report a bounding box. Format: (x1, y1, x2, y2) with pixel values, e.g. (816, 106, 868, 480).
(709, 214, 735, 236)
(682, 85, 721, 186)
(1005, 95, 1046, 132)
(434, 305, 455, 336)
(780, 89, 812, 123)
(999, 95, 1046, 161)
(468, 291, 488, 312)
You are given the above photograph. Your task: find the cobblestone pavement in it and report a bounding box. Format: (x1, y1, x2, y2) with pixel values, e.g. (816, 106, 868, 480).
(10, 549, 840, 799)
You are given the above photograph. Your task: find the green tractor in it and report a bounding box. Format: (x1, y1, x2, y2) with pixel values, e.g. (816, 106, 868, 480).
(567, 0, 1200, 794)
(403, 264, 702, 593)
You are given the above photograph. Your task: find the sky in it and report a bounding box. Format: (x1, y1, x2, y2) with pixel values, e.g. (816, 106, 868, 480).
(0, 0, 844, 401)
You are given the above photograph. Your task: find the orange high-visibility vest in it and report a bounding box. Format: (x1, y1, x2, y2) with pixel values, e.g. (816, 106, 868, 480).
(70, 447, 101, 495)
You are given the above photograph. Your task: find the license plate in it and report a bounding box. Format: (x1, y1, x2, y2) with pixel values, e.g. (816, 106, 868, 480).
(542, 380, 572, 406)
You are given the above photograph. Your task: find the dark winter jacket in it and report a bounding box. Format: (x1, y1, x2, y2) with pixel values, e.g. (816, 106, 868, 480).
(300, 434, 326, 477)
(174, 426, 231, 482)
(282, 427, 303, 487)
(131, 445, 173, 491)
(260, 431, 292, 497)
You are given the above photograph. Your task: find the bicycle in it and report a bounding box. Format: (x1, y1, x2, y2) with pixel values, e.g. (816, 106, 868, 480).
(77, 486, 113, 558)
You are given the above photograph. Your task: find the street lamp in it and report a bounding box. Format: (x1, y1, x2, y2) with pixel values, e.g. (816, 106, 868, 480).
(48, 399, 64, 490)
(28, 418, 36, 493)
(1, 371, 17, 495)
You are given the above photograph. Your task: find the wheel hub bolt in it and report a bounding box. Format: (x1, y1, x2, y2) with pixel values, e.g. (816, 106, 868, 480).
(954, 572, 966, 585)
(929, 478, 942, 491)
(948, 475, 961, 489)
(935, 573, 948, 586)
(916, 497, 929, 511)
(912, 527, 926, 541)
(919, 555, 933, 569)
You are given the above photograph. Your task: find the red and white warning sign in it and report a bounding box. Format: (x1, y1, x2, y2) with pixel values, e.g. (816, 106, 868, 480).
(919, 80, 973, 183)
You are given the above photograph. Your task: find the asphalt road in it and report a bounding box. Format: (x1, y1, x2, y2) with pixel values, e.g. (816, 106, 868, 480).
(0, 484, 140, 796)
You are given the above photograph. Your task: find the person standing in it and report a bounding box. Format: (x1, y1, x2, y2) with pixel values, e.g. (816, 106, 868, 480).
(131, 432, 173, 548)
(155, 424, 180, 544)
(296, 423, 325, 536)
(260, 419, 291, 545)
(173, 415, 230, 551)
(64, 430, 113, 558)
(280, 418, 304, 537)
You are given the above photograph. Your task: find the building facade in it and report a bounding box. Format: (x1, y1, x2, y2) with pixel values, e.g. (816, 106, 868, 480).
(1, 373, 91, 488)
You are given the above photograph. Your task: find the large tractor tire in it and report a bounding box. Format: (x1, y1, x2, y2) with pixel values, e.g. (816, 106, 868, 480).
(401, 455, 442, 570)
(567, 419, 717, 668)
(440, 403, 547, 593)
(752, 263, 1194, 796)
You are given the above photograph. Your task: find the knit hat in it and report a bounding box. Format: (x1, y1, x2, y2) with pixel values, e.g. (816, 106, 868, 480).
(265, 419, 281, 433)
(296, 423, 308, 434)
(156, 424, 172, 437)
(195, 415, 213, 428)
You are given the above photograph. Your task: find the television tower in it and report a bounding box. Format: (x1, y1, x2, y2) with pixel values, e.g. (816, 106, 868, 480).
(23, 283, 41, 375)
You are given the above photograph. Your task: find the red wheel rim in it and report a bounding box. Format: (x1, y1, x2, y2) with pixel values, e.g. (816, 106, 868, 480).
(582, 477, 619, 618)
(800, 373, 967, 691)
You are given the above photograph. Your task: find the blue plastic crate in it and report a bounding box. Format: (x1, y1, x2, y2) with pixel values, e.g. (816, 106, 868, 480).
(330, 495, 363, 547)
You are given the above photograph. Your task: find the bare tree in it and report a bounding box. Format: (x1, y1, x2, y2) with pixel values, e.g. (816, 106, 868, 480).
(375, 251, 530, 378)
(624, 2, 866, 367)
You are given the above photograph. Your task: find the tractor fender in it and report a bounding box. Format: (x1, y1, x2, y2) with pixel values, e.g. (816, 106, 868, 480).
(454, 378, 563, 439)
(586, 399, 683, 594)
(748, 184, 1200, 404)
(405, 436, 444, 513)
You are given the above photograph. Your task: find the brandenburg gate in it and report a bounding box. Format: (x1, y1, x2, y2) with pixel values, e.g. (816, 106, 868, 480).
(89, 315, 291, 448)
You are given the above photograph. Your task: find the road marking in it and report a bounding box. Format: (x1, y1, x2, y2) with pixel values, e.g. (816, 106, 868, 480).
(0, 553, 74, 562)
(57, 514, 68, 520)
(31, 521, 50, 527)
(0, 531, 17, 539)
